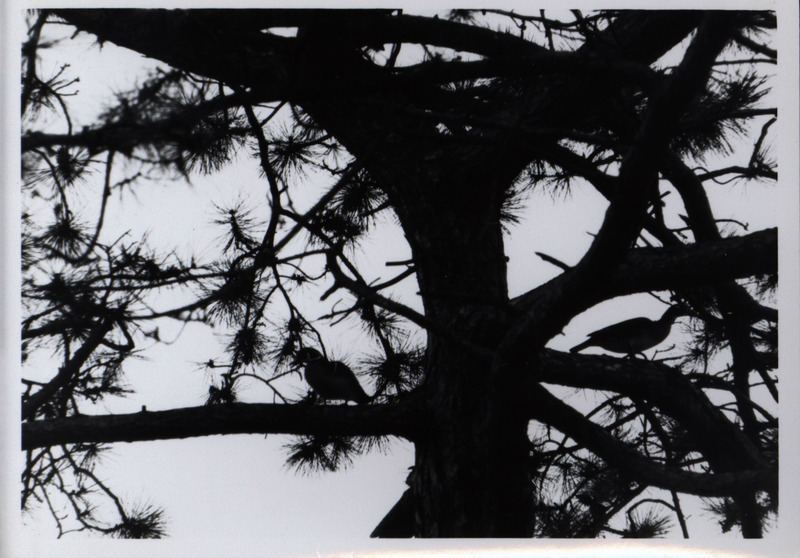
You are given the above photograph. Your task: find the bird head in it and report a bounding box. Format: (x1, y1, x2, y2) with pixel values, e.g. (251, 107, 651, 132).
(661, 302, 692, 323)
(292, 347, 323, 366)
(663, 303, 691, 322)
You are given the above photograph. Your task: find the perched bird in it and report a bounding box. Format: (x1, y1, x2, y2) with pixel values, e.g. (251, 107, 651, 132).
(570, 305, 687, 357)
(293, 347, 371, 404)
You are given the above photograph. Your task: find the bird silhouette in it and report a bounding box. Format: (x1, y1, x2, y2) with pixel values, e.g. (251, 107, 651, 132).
(293, 347, 371, 404)
(570, 305, 687, 357)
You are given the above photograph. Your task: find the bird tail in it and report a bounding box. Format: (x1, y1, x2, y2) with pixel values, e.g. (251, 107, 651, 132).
(570, 340, 593, 353)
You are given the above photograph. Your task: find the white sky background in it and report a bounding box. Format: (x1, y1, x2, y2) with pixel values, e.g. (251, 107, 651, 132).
(3, 2, 800, 558)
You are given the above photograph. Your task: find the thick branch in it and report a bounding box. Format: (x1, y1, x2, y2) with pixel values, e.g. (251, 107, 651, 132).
(526, 384, 776, 497)
(512, 228, 777, 318)
(22, 91, 256, 154)
(577, 13, 736, 273)
(53, 10, 295, 96)
(534, 349, 766, 471)
(22, 401, 420, 451)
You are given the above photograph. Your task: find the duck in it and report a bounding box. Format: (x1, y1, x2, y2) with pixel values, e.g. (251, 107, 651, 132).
(293, 347, 371, 404)
(570, 305, 687, 357)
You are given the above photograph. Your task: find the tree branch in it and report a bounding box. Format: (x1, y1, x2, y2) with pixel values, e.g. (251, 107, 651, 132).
(511, 228, 777, 318)
(22, 91, 257, 154)
(526, 383, 776, 497)
(53, 10, 295, 96)
(22, 318, 116, 421)
(533, 349, 766, 471)
(22, 401, 420, 451)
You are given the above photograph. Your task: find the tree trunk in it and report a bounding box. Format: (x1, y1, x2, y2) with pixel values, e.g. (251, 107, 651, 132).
(376, 161, 533, 536)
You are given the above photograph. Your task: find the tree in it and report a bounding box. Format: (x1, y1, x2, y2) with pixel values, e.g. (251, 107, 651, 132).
(20, 9, 779, 539)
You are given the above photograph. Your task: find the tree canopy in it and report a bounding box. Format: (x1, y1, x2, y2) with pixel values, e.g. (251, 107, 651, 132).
(20, 9, 779, 540)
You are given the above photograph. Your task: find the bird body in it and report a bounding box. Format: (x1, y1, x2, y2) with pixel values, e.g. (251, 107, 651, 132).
(570, 305, 686, 357)
(293, 348, 370, 404)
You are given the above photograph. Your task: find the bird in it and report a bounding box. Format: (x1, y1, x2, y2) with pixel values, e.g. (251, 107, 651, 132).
(292, 347, 371, 404)
(570, 305, 687, 357)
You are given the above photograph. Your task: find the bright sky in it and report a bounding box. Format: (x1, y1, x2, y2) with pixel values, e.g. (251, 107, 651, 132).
(4, 3, 800, 558)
